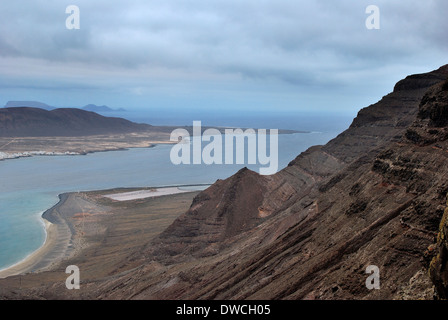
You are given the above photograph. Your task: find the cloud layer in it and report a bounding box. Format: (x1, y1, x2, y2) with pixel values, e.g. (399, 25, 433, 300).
(0, 0, 447, 113)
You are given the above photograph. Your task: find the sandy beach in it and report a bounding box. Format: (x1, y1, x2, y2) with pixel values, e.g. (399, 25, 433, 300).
(0, 220, 55, 278)
(0, 188, 199, 298)
(0, 195, 73, 279)
(0, 186, 202, 280)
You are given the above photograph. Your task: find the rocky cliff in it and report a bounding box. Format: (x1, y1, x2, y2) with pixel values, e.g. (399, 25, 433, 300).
(3, 65, 448, 300)
(120, 64, 447, 300)
(143, 66, 448, 267)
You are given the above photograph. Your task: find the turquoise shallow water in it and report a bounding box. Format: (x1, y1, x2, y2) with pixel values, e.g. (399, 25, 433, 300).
(0, 131, 338, 270)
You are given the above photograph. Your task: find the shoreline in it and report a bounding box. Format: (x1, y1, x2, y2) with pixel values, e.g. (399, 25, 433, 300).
(0, 144, 162, 162)
(0, 194, 72, 279)
(0, 127, 309, 277)
(0, 220, 56, 279)
(0, 130, 308, 162)
(0, 185, 208, 279)
(0, 219, 49, 277)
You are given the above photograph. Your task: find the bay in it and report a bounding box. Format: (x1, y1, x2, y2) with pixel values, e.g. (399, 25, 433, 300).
(0, 131, 338, 271)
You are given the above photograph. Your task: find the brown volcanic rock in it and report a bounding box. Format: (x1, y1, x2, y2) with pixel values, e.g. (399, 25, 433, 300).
(321, 65, 448, 163)
(403, 82, 448, 147)
(124, 64, 448, 299)
(148, 168, 275, 263)
(394, 65, 448, 92)
(146, 65, 448, 266)
(429, 195, 448, 299)
(3, 65, 448, 300)
(418, 84, 448, 127)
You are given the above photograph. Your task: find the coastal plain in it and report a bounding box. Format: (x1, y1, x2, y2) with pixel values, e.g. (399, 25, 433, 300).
(0, 131, 174, 160)
(0, 189, 199, 299)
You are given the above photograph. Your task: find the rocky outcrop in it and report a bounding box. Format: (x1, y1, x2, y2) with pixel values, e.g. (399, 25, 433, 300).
(148, 168, 271, 262)
(429, 195, 448, 299)
(393, 69, 447, 92)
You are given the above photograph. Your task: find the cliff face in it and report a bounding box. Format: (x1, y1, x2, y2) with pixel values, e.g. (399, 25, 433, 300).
(429, 195, 448, 299)
(144, 66, 448, 268)
(427, 79, 448, 299)
(120, 65, 447, 300)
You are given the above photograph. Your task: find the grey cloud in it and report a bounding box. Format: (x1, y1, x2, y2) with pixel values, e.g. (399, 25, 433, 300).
(0, 0, 446, 111)
(2, 1, 445, 69)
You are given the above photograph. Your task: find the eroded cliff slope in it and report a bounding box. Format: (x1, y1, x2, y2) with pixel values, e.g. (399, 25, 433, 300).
(4, 65, 448, 300)
(88, 65, 448, 300)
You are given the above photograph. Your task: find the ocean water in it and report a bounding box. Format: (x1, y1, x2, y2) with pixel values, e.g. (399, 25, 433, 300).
(0, 131, 340, 271)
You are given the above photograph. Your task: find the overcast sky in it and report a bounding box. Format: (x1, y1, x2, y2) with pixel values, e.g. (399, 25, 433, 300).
(0, 0, 446, 116)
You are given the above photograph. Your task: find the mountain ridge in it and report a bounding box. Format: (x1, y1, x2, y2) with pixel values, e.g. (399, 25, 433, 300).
(4, 101, 54, 111)
(0, 107, 150, 137)
(3, 101, 127, 113)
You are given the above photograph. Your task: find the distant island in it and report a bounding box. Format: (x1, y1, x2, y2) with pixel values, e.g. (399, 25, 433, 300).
(0, 107, 173, 161)
(4, 101, 55, 111)
(81, 104, 127, 113)
(0, 106, 302, 161)
(3, 101, 127, 113)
